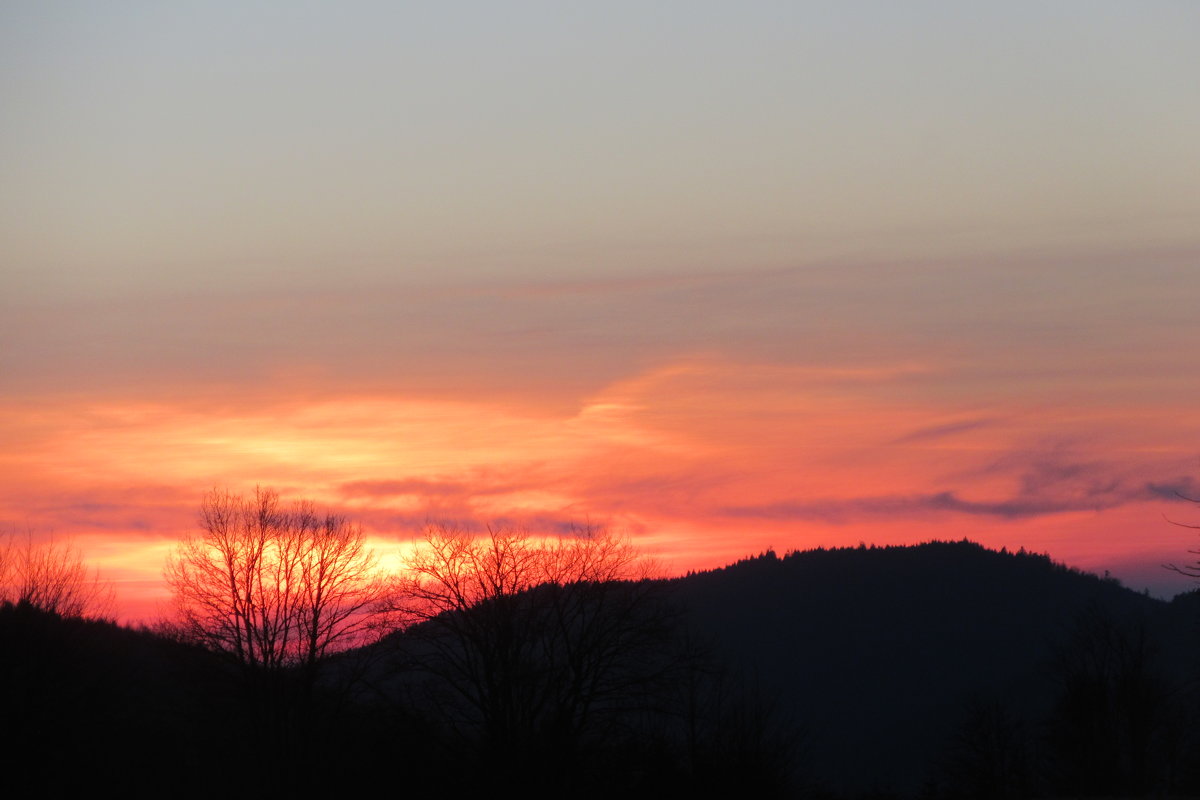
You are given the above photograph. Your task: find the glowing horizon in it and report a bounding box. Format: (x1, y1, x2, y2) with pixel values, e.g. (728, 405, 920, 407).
(7, 331, 1200, 621)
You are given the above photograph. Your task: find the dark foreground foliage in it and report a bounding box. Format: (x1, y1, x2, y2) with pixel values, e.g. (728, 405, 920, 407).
(5, 540, 1200, 798)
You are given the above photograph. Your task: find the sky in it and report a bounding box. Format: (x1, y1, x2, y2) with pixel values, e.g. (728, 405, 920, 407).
(3, 2, 1199, 620)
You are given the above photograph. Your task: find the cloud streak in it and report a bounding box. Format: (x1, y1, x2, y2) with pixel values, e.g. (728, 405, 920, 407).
(891, 417, 998, 444)
(721, 482, 1181, 525)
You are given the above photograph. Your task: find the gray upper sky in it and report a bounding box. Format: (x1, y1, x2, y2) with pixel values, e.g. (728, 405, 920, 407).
(4, 1, 1198, 301)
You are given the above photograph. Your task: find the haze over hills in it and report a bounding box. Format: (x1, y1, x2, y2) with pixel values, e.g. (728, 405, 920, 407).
(4, 540, 1199, 797)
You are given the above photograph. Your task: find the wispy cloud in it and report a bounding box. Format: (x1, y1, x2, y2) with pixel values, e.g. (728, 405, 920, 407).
(891, 417, 997, 444)
(721, 475, 1191, 525)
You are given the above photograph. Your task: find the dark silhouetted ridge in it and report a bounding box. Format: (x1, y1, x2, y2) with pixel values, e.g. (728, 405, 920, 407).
(667, 539, 1196, 796)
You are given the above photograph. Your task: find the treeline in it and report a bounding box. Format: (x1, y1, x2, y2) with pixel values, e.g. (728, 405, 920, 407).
(1, 587, 794, 797)
(938, 603, 1189, 799)
(7, 500, 1200, 797)
(2, 489, 801, 796)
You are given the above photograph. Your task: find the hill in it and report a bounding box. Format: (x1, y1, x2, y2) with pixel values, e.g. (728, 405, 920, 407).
(5, 539, 1200, 797)
(669, 539, 1200, 795)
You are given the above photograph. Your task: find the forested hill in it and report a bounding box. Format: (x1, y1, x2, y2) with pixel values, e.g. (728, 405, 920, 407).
(668, 539, 1200, 796)
(6, 539, 1200, 797)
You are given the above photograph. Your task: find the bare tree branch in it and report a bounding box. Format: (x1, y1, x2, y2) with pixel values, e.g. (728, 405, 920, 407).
(163, 487, 387, 672)
(1164, 494, 1200, 579)
(387, 522, 682, 767)
(0, 530, 113, 618)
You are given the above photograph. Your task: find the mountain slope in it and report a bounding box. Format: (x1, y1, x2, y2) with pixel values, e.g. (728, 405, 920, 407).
(668, 539, 1197, 795)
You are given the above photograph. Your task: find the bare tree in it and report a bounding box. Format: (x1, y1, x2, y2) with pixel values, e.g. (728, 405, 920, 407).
(159, 488, 389, 793)
(0, 530, 113, 618)
(389, 523, 682, 786)
(1046, 605, 1179, 797)
(164, 487, 386, 672)
(1165, 491, 1200, 578)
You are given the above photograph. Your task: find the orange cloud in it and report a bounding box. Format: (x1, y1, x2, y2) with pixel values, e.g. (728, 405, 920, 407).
(4, 351, 1199, 620)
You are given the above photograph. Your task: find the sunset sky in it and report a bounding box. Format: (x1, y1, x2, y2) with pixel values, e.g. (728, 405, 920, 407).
(3, 2, 1199, 620)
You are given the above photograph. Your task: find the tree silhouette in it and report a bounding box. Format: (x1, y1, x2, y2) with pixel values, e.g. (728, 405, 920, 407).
(0, 530, 113, 618)
(1046, 605, 1180, 797)
(942, 694, 1034, 800)
(389, 523, 682, 789)
(164, 487, 386, 671)
(1165, 491, 1200, 578)
(161, 488, 390, 791)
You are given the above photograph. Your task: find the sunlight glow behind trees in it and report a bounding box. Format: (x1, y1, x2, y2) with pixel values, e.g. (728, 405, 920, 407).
(0, 531, 113, 618)
(164, 487, 387, 670)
